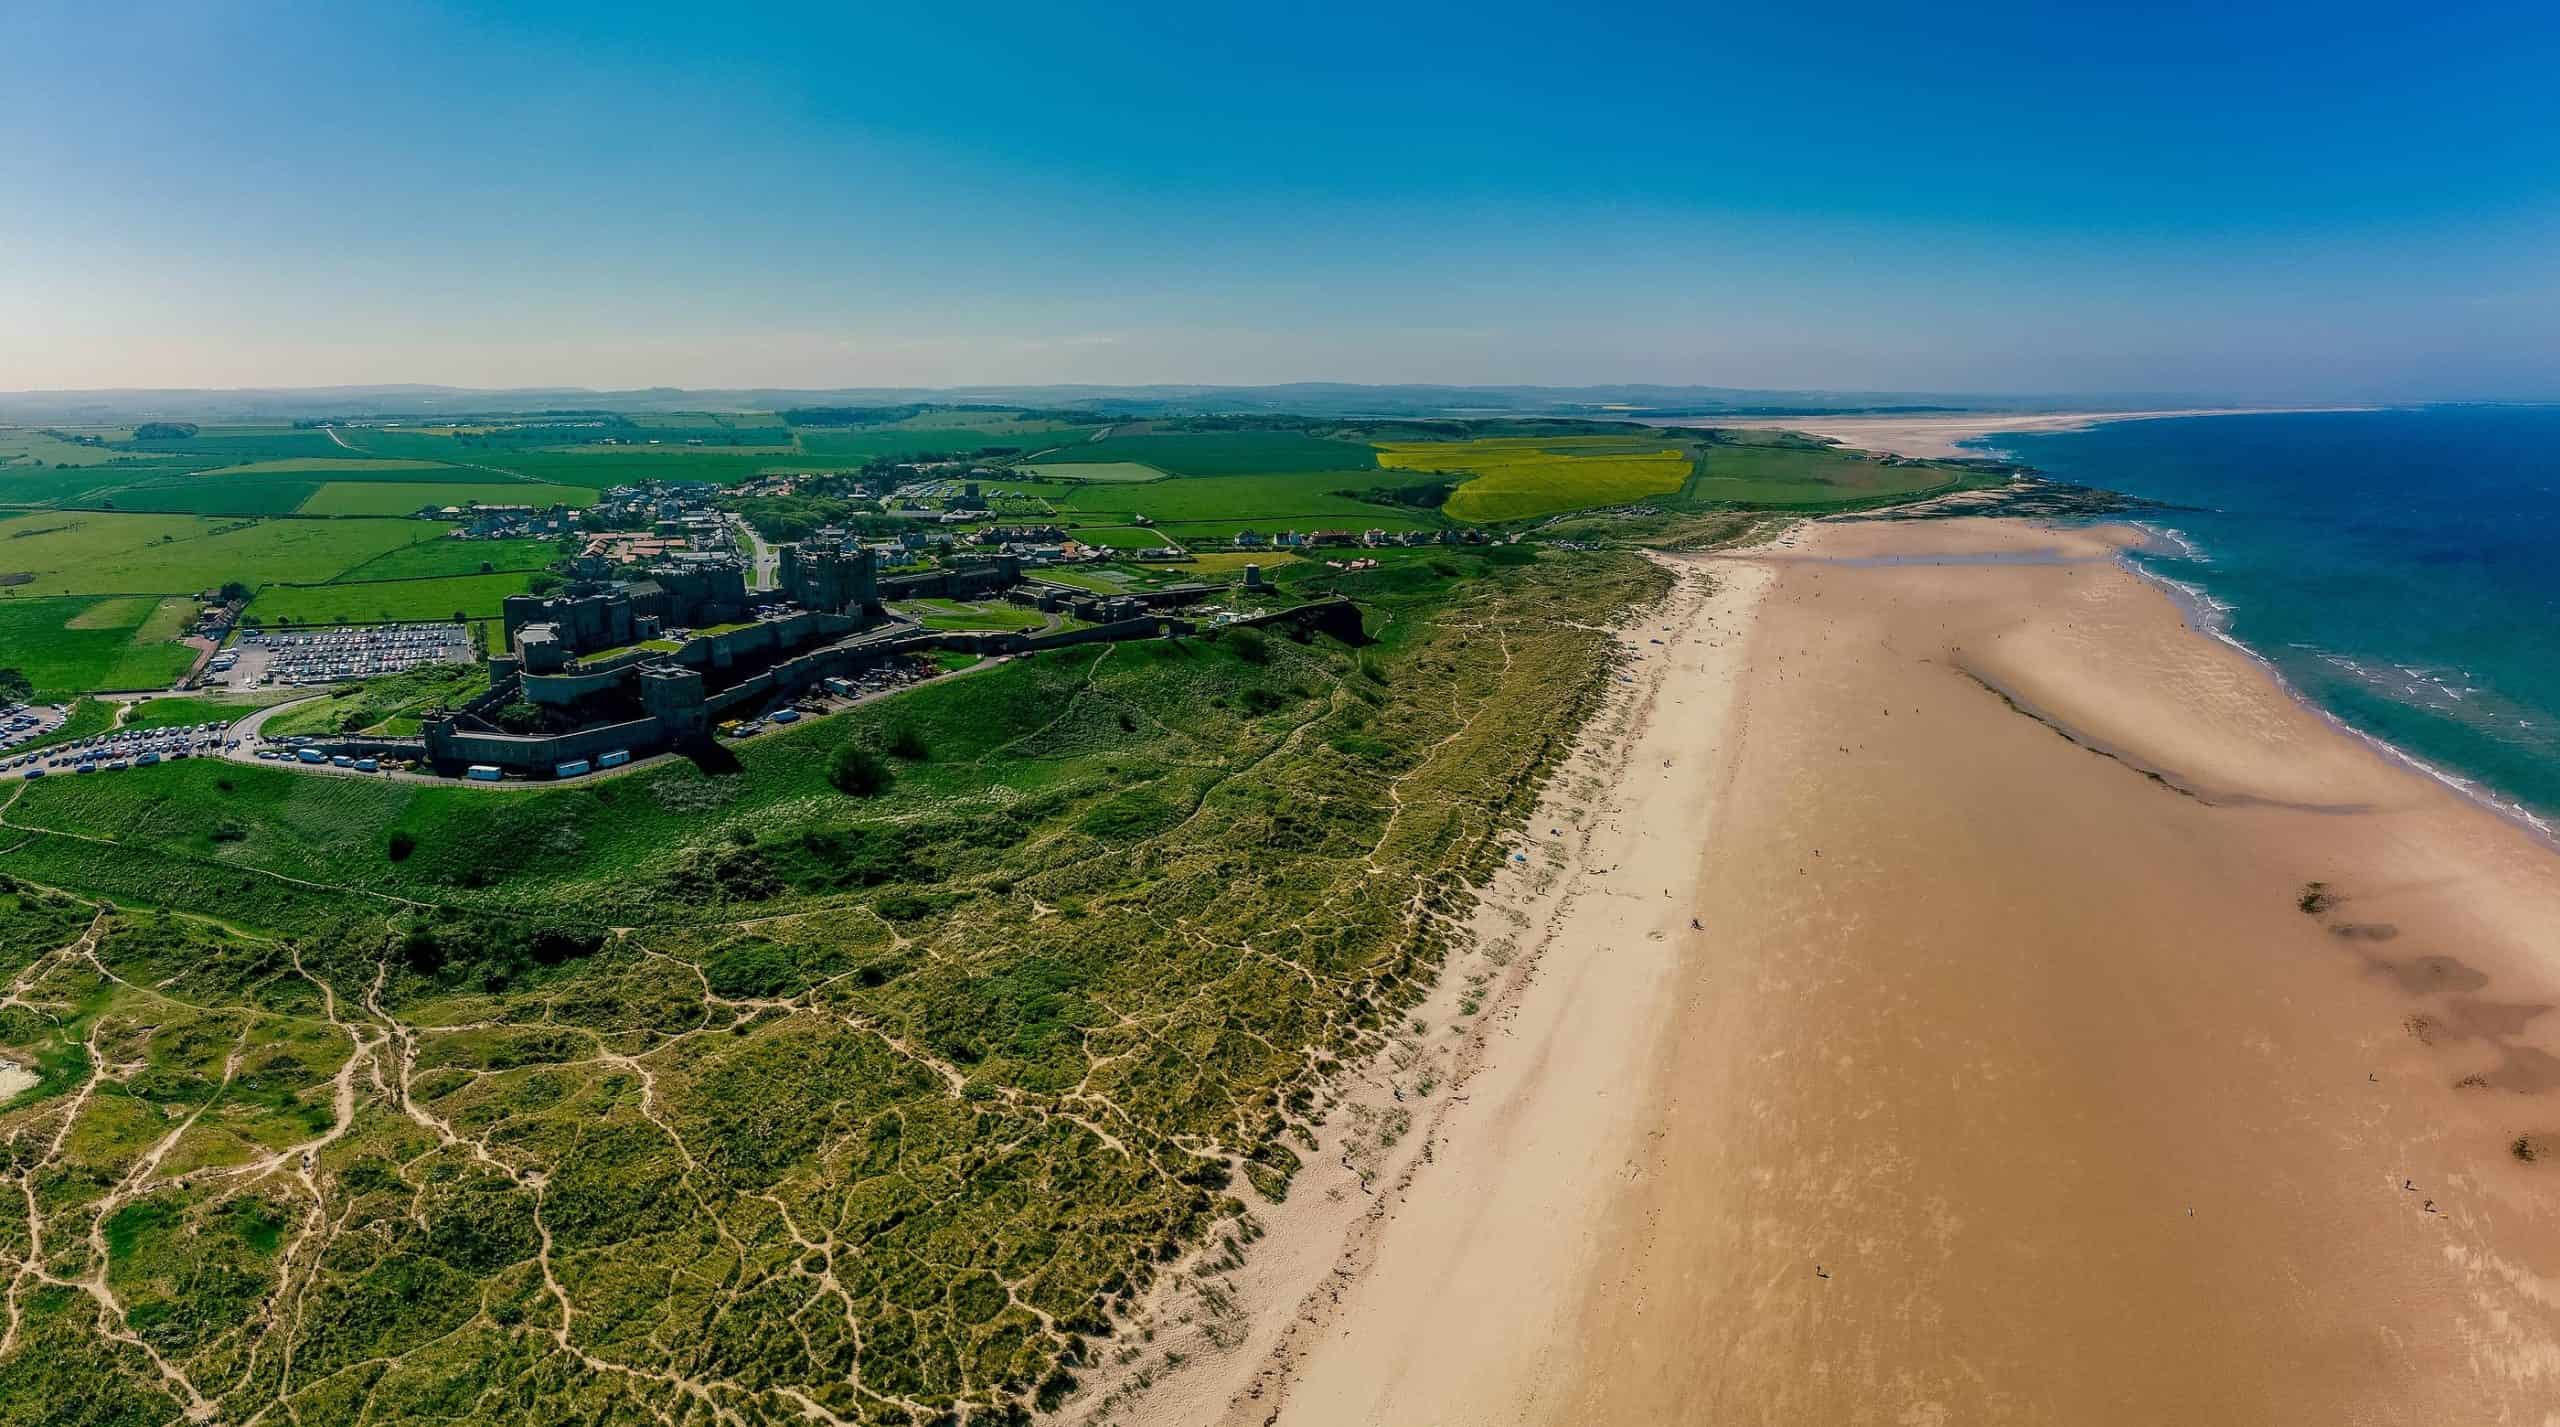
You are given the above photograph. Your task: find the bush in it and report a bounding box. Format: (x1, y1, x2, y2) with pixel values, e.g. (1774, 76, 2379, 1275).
(886, 725, 929, 761)
(386, 831, 417, 862)
(828, 743, 891, 797)
(1226, 627, 1270, 664)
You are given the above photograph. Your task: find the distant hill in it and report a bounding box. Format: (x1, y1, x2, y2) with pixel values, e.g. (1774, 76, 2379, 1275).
(0, 382, 2223, 425)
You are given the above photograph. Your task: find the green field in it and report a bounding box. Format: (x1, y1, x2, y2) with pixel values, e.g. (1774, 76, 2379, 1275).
(198, 457, 458, 476)
(298, 480, 595, 516)
(328, 535, 564, 581)
(1027, 429, 1378, 475)
(1069, 524, 1179, 550)
(0, 513, 436, 595)
(1682, 440, 1970, 506)
(0, 464, 132, 506)
(796, 423, 1104, 461)
(1380, 437, 1693, 522)
(76, 476, 326, 516)
(1017, 461, 1167, 483)
(243, 570, 539, 625)
(0, 428, 128, 467)
(0, 595, 198, 697)
(1010, 469, 1448, 527)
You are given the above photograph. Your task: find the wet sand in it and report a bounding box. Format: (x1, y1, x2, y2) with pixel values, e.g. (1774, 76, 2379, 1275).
(1112, 516, 2560, 1426)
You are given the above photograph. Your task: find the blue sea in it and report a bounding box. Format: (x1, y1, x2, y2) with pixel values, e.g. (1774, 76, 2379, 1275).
(1978, 406, 2560, 829)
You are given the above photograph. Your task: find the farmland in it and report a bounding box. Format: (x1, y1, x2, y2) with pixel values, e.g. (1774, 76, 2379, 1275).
(0, 513, 435, 596)
(242, 570, 539, 625)
(1381, 436, 1693, 522)
(0, 595, 198, 697)
(1016, 461, 1166, 483)
(298, 479, 596, 516)
(1027, 428, 1378, 475)
(1681, 438, 1975, 506)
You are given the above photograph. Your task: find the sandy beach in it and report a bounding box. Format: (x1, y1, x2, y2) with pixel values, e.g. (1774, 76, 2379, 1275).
(1665, 407, 2364, 459)
(1096, 516, 2560, 1426)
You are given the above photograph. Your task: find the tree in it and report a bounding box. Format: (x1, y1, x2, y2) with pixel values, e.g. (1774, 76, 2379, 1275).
(0, 668, 31, 703)
(827, 743, 891, 797)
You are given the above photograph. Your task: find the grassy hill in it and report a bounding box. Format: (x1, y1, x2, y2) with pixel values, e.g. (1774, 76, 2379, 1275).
(0, 544, 1667, 1426)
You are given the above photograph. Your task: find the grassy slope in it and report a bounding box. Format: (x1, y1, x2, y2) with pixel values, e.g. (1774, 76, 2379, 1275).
(0, 546, 1664, 1426)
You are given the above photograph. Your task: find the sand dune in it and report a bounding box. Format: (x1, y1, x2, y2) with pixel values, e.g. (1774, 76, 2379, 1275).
(1099, 516, 2560, 1426)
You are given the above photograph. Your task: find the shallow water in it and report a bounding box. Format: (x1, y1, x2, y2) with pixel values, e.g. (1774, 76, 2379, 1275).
(1982, 407, 2560, 824)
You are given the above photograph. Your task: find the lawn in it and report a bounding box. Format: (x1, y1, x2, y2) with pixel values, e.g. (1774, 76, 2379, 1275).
(0, 512, 436, 595)
(0, 595, 200, 698)
(1377, 438, 1692, 522)
(243, 571, 539, 626)
(888, 598, 1052, 633)
(298, 481, 595, 515)
(1016, 462, 1167, 483)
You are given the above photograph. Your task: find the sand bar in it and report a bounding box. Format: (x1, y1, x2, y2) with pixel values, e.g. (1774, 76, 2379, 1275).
(1106, 515, 2560, 1426)
(1659, 407, 2368, 459)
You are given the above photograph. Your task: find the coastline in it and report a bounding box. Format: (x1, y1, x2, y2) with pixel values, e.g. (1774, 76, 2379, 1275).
(1067, 539, 1783, 1426)
(2113, 541, 2560, 845)
(1083, 513, 2560, 1425)
(1665, 406, 2377, 460)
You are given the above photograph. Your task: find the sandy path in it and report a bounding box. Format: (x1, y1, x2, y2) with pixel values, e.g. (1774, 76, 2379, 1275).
(1108, 515, 2560, 1426)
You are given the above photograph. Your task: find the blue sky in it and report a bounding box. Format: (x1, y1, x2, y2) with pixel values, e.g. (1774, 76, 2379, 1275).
(4, 0, 2557, 398)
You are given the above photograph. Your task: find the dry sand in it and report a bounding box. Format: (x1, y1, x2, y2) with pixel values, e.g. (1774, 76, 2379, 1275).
(1095, 516, 2560, 1426)
(1665, 408, 2365, 459)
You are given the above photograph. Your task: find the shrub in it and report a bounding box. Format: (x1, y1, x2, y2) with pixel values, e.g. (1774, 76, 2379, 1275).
(886, 725, 929, 761)
(828, 743, 891, 797)
(386, 831, 417, 862)
(1226, 627, 1270, 664)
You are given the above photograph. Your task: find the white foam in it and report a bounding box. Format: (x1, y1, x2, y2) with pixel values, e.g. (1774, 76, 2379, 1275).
(2114, 553, 2558, 845)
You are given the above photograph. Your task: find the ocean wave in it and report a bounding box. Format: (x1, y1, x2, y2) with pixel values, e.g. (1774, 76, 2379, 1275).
(2114, 553, 2558, 845)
